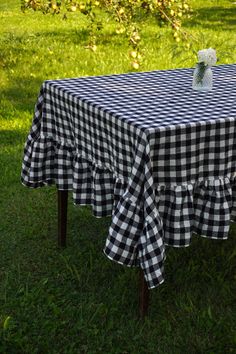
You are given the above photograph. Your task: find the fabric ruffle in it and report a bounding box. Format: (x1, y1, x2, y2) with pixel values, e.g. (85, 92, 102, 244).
(21, 135, 236, 289)
(156, 177, 235, 246)
(104, 190, 166, 289)
(22, 135, 236, 239)
(21, 136, 128, 217)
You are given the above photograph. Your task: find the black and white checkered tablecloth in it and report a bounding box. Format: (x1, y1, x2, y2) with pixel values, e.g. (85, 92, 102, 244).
(22, 64, 236, 289)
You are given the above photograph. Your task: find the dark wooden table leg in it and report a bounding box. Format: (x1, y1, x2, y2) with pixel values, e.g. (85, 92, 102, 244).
(58, 190, 68, 248)
(139, 269, 149, 318)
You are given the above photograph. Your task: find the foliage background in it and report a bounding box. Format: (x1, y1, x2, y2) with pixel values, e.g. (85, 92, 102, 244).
(0, 0, 236, 353)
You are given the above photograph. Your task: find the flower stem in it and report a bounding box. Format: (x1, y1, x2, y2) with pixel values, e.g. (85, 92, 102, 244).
(196, 62, 208, 84)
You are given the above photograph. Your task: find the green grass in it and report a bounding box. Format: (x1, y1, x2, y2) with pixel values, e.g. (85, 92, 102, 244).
(0, 0, 236, 353)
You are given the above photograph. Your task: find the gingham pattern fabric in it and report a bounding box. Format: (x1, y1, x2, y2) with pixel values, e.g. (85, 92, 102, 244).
(21, 64, 236, 289)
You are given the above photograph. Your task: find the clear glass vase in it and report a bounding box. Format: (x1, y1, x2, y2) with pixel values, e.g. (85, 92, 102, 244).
(192, 65, 213, 91)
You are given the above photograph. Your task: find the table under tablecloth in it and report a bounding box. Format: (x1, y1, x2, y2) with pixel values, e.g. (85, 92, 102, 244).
(21, 64, 236, 288)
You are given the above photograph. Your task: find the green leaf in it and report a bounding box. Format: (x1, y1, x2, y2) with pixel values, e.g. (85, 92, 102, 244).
(3, 316, 11, 331)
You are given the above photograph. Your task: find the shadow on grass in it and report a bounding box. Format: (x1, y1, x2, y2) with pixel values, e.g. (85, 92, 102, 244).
(35, 27, 127, 48)
(1, 26, 122, 49)
(0, 129, 27, 146)
(1, 77, 44, 114)
(40, 27, 89, 45)
(185, 6, 236, 31)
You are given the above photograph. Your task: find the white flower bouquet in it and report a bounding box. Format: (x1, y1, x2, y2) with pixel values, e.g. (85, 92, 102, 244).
(192, 48, 217, 90)
(197, 48, 217, 67)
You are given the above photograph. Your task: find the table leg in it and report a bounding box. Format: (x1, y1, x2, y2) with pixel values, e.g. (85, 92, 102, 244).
(57, 191, 149, 317)
(139, 269, 149, 318)
(58, 190, 68, 248)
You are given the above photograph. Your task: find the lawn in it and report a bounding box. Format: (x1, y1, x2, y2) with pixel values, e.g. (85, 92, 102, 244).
(0, 0, 236, 353)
